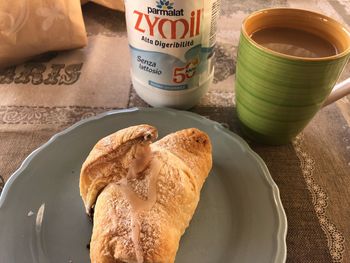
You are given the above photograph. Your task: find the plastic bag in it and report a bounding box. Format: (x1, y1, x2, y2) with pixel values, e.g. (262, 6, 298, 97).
(83, 0, 124, 11)
(0, 0, 87, 68)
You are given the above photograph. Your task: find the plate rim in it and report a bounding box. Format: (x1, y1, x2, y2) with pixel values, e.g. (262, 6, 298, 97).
(0, 107, 287, 263)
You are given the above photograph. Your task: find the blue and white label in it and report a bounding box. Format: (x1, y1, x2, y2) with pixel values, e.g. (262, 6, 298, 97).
(125, 0, 220, 91)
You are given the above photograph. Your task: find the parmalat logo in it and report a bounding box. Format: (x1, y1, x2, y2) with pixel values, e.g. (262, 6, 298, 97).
(148, 0, 184, 16)
(156, 0, 174, 10)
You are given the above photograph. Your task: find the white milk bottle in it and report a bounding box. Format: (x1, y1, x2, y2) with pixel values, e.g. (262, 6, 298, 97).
(124, 0, 221, 109)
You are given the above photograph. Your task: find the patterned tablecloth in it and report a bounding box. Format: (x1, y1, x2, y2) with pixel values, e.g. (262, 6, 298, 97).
(1, 0, 350, 262)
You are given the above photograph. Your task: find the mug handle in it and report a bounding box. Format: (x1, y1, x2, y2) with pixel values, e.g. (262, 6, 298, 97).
(323, 78, 350, 107)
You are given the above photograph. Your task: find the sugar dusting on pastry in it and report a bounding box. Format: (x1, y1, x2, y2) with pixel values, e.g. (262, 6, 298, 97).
(82, 125, 212, 263)
(102, 136, 112, 147)
(80, 125, 158, 216)
(118, 143, 163, 263)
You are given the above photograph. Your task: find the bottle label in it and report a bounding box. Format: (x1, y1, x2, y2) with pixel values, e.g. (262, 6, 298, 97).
(124, 0, 220, 91)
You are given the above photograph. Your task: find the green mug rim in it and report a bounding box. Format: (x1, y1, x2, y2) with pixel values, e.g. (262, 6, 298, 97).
(242, 7, 350, 62)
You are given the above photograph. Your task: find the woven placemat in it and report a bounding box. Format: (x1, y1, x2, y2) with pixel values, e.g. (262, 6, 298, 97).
(1, 0, 350, 262)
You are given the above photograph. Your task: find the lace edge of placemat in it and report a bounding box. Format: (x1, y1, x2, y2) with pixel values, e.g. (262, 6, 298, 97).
(293, 134, 345, 262)
(0, 105, 117, 125)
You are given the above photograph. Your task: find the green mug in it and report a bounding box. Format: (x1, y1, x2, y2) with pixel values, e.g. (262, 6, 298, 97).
(236, 8, 350, 145)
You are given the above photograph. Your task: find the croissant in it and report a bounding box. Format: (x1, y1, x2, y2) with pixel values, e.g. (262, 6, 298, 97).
(80, 124, 212, 263)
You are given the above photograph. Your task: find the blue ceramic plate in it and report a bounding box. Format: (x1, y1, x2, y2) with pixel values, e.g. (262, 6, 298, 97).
(0, 108, 287, 263)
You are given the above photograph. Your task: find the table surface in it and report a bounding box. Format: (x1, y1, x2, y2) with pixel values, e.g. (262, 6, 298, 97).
(0, 1, 350, 262)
